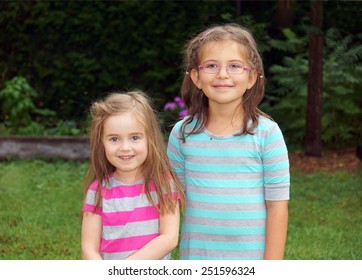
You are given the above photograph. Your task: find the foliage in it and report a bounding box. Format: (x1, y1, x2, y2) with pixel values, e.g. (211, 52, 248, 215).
(0, 1, 269, 133)
(48, 120, 81, 136)
(0, 76, 55, 135)
(322, 30, 362, 146)
(0, 1, 231, 119)
(0, 159, 361, 259)
(262, 28, 362, 149)
(0, 76, 83, 136)
(261, 28, 309, 148)
(1, 1, 361, 148)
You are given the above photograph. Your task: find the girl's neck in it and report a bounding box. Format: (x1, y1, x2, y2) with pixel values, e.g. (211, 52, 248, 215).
(207, 105, 243, 136)
(113, 171, 142, 185)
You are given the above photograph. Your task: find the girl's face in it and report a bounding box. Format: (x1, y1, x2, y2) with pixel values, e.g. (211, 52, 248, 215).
(102, 112, 148, 183)
(190, 39, 257, 110)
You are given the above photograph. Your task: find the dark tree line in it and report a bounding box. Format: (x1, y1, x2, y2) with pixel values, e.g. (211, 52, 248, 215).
(1, 0, 361, 152)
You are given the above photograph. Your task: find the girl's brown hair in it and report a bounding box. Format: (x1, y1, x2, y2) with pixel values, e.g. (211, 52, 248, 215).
(83, 91, 185, 215)
(180, 23, 270, 141)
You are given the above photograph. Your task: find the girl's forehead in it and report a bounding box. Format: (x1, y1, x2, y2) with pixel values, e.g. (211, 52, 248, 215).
(199, 39, 248, 62)
(105, 111, 143, 125)
(103, 112, 146, 133)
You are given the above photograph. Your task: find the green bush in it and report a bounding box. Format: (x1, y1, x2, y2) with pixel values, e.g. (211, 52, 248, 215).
(0, 1, 240, 122)
(262, 28, 362, 149)
(0, 76, 55, 135)
(0, 76, 85, 136)
(2, 1, 360, 146)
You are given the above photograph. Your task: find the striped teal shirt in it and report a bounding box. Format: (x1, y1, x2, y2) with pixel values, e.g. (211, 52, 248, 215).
(167, 116, 290, 260)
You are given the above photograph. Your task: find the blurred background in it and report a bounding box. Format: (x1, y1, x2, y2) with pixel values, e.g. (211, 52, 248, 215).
(0, 0, 361, 151)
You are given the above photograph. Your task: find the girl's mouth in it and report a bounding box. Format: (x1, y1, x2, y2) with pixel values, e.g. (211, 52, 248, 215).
(213, 84, 233, 88)
(119, 155, 134, 160)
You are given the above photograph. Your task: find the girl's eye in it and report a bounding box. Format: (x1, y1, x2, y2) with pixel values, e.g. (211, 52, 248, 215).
(229, 63, 243, 69)
(110, 137, 119, 142)
(131, 135, 140, 141)
(205, 63, 218, 69)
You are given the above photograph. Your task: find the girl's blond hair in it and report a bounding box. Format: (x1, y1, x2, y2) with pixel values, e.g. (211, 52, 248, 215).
(83, 91, 185, 215)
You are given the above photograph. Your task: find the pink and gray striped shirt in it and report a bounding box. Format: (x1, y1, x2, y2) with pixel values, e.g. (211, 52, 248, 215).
(83, 176, 172, 260)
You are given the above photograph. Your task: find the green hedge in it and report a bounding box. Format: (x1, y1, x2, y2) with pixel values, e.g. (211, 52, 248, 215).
(1, 1, 361, 147)
(0, 1, 239, 120)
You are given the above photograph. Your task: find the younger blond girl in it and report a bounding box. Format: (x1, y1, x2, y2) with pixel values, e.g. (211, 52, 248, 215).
(82, 91, 185, 260)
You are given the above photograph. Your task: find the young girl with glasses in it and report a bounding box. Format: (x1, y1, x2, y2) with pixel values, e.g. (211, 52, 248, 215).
(167, 24, 290, 260)
(82, 91, 185, 260)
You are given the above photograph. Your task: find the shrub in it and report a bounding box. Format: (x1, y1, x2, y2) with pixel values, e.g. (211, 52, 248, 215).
(0, 76, 55, 135)
(262, 28, 362, 148)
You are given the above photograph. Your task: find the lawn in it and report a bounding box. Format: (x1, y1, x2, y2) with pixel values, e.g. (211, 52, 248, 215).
(0, 159, 86, 259)
(0, 159, 361, 260)
(285, 170, 361, 259)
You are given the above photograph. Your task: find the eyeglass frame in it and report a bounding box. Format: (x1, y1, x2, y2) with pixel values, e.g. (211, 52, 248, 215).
(197, 63, 251, 75)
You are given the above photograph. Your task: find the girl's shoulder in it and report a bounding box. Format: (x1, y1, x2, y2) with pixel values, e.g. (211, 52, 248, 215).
(171, 116, 197, 133)
(174, 116, 198, 129)
(257, 115, 279, 129)
(172, 118, 184, 130)
(88, 179, 100, 191)
(174, 116, 194, 127)
(254, 115, 285, 141)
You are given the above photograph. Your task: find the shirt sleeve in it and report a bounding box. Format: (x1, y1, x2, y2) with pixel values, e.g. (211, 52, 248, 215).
(82, 180, 103, 215)
(262, 123, 290, 201)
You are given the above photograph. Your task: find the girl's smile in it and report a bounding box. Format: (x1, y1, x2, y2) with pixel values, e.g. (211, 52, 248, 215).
(118, 155, 134, 160)
(212, 83, 234, 90)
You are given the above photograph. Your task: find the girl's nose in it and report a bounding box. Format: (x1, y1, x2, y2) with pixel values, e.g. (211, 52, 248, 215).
(120, 141, 131, 151)
(217, 66, 230, 79)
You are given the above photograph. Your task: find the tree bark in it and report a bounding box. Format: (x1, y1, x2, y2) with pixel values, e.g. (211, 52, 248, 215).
(305, 0, 323, 157)
(275, 0, 294, 28)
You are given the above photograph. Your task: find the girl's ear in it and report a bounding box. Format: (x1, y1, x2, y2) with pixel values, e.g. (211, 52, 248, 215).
(190, 69, 202, 89)
(247, 70, 258, 89)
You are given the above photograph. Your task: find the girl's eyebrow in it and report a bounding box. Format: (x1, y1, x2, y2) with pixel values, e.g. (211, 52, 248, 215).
(202, 59, 246, 63)
(103, 133, 119, 137)
(129, 130, 145, 134)
(130, 132, 144, 136)
(104, 131, 144, 137)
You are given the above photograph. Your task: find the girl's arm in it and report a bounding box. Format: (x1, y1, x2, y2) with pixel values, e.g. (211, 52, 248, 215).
(81, 211, 103, 260)
(264, 200, 288, 260)
(126, 205, 180, 260)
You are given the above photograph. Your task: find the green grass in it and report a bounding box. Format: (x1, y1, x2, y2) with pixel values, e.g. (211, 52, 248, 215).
(0, 159, 87, 260)
(285, 170, 362, 259)
(0, 159, 361, 259)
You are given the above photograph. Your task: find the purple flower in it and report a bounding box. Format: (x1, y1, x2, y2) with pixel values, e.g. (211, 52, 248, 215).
(164, 96, 187, 119)
(174, 97, 185, 108)
(177, 100, 184, 108)
(174, 96, 182, 103)
(178, 109, 188, 117)
(164, 102, 177, 110)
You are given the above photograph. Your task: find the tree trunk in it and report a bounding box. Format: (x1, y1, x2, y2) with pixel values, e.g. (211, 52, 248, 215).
(275, 0, 294, 28)
(305, 0, 323, 157)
